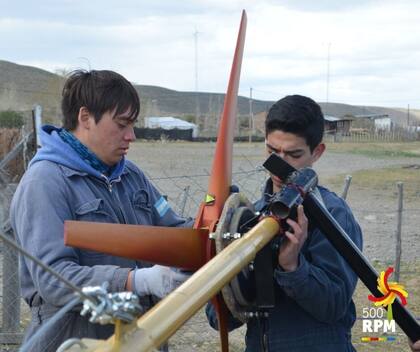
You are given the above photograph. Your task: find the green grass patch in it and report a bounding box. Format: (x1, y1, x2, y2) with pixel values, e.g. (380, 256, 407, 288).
(326, 142, 420, 158)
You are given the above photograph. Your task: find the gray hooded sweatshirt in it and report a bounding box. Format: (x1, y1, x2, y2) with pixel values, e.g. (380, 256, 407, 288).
(10, 125, 190, 351)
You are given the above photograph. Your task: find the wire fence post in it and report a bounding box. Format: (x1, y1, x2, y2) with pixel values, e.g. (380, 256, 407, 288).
(0, 179, 23, 343)
(1, 225, 21, 339)
(31, 104, 43, 149)
(179, 186, 190, 217)
(394, 182, 403, 282)
(341, 175, 352, 200)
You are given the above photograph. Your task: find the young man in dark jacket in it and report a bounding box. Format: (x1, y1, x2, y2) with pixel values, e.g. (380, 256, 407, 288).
(207, 95, 363, 351)
(10, 70, 192, 351)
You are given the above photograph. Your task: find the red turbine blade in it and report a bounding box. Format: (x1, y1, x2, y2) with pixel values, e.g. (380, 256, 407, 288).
(194, 10, 247, 232)
(193, 10, 247, 352)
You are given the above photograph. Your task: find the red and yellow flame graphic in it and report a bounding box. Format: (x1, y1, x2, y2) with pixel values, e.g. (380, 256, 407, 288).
(368, 267, 408, 321)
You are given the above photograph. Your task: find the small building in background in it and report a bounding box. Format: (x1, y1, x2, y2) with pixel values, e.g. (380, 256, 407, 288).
(354, 114, 393, 132)
(144, 116, 199, 138)
(373, 116, 393, 131)
(253, 112, 352, 136)
(324, 115, 353, 135)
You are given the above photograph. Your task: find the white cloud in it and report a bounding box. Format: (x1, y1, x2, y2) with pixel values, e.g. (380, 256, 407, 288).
(1, 0, 420, 108)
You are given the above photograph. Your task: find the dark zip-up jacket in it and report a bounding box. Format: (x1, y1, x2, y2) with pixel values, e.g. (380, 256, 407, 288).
(207, 179, 363, 351)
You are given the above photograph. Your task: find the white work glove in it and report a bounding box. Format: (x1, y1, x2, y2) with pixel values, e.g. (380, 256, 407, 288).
(133, 265, 191, 299)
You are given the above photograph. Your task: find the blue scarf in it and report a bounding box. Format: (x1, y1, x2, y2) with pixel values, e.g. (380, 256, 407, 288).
(58, 129, 115, 176)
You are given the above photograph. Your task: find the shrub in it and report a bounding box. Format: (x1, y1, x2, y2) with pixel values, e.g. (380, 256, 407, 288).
(0, 110, 24, 128)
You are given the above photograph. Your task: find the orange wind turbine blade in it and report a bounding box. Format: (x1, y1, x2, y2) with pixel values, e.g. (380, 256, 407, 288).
(194, 10, 247, 233)
(192, 11, 247, 352)
(64, 221, 208, 270)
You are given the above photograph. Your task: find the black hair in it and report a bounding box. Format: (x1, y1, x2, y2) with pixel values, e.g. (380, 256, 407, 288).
(61, 69, 140, 130)
(265, 95, 324, 152)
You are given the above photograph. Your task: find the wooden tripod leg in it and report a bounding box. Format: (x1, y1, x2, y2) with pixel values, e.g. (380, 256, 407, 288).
(213, 294, 230, 352)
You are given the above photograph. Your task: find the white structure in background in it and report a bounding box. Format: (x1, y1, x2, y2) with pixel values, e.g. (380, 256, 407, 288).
(354, 114, 393, 132)
(145, 116, 199, 138)
(373, 116, 393, 131)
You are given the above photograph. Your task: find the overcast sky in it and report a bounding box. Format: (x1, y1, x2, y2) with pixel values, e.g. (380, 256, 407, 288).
(1, 0, 420, 108)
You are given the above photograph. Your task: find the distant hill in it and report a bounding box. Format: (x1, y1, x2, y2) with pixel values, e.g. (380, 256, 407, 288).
(1, 59, 419, 132)
(131, 84, 273, 122)
(318, 102, 419, 127)
(0, 60, 63, 122)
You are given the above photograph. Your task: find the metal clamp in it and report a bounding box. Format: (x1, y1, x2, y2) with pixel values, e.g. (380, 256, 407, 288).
(222, 232, 242, 240)
(80, 283, 143, 325)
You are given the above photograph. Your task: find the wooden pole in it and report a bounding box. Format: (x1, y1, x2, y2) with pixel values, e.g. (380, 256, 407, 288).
(341, 175, 352, 200)
(395, 182, 403, 281)
(248, 87, 253, 143)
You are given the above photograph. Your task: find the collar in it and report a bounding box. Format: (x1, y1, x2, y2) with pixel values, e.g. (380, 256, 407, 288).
(58, 129, 116, 176)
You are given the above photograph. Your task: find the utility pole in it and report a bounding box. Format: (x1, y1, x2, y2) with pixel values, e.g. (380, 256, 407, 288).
(407, 104, 410, 127)
(249, 87, 254, 143)
(194, 29, 200, 128)
(326, 42, 331, 106)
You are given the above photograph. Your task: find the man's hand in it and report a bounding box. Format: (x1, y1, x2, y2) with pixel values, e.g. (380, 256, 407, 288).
(132, 265, 191, 298)
(278, 205, 308, 272)
(410, 339, 420, 351)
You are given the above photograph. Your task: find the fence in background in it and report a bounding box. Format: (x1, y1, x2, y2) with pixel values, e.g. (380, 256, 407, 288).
(0, 107, 38, 345)
(324, 130, 420, 143)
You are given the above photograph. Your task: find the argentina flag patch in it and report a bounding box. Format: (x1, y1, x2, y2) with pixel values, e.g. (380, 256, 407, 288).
(154, 196, 170, 217)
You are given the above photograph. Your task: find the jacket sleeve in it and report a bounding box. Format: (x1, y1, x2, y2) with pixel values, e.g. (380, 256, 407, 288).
(205, 302, 244, 332)
(11, 174, 131, 307)
(274, 196, 363, 323)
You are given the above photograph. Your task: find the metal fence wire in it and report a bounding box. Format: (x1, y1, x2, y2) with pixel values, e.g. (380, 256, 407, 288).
(0, 177, 25, 345)
(149, 166, 267, 218)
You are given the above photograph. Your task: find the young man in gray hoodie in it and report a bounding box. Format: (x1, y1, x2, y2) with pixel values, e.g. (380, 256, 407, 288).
(11, 70, 191, 351)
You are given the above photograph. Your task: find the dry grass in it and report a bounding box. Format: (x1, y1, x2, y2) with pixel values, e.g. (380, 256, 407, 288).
(0, 128, 20, 158)
(0, 128, 24, 180)
(326, 141, 420, 158)
(325, 165, 420, 202)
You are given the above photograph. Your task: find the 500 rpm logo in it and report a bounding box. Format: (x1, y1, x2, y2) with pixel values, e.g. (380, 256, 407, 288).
(361, 267, 408, 341)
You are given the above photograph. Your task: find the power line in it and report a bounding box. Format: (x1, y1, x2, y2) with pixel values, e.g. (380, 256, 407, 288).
(0, 230, 93, 302)
(194, 28, 200, 127)
(326, 42, 331, 104)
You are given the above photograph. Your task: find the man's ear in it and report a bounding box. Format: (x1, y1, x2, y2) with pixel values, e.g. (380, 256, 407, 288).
(77, 107, 92, 130)
(311, 142, 326, 164)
